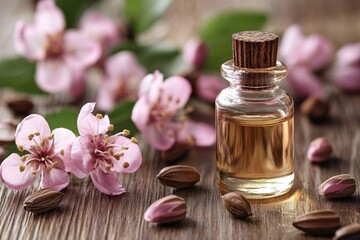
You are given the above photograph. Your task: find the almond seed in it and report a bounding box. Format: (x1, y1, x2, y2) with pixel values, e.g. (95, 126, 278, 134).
(221, 192, 252, 219)
(23, 188, 64, 214)
(292, 210, 340, 235)
(157, 165, 200, 189)
(334, 223, 360, 240)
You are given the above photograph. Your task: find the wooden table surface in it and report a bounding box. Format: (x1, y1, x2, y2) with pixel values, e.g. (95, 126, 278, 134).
(1, 1, 360, 240)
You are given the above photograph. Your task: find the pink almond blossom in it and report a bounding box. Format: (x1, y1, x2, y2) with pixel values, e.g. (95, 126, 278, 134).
(131, 71, 215, 151)
(279, 25, 333, 99)
(79, 11, 125, 55)
(0, 114, 75, 191)
(14, 0, 101, 94)
(69, 103, 142, 195)
(332, 43, 360, 92)
(97, 51, 146, 111)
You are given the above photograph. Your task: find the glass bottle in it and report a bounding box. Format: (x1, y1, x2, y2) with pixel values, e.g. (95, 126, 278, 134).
(216, 31, 294, 199)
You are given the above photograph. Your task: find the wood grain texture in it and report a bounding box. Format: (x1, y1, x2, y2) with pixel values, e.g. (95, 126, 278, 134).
(232, 31, 278, 68)
(1, 0, 360, 240)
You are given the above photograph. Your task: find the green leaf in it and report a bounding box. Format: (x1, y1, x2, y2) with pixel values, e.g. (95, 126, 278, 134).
(3, 144, 22, 159)
(56, 0, 99, 28)
(45, 108, 79, 135)
(124, 0, 172, 34)
(0, 57, 46, 95)
(108, 101, 138, 136)
(112, 42, 190, 77)
(200, 11, 267, 72)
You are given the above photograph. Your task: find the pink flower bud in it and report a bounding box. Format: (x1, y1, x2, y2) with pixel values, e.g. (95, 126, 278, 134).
(144, 195, 186, 224)
(183, 38, 208, 68)
(307, 137, 332, 163)
(318, 174, 356, 198)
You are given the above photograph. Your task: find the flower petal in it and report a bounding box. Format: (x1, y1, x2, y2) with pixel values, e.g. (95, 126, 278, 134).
(131, 97, 150, 131)
(79, 10, 121, 48)
(35, 0, 65, 34)
(15, 114, 51, 151)
(139, 71, 163, 103)
(286, 67, 325, 99)
(143, 123, 176, 151)
(77, 102, 111, 136)
(279, 25, 305, 67)
(40, 167, 70, 191)
(14, 21, 46, 60)
(63, 30, 101, 70)
(298, 35, 333, 70)
(112, 136, 142, 173)
(90, 168, 126, 195)
(52, 128, 76, 154)
(335, 43, 360, 67)
(105, 51, 146, 94)
(36, 59, 72, 93)
(161, 76, 192, 112)
(177, 121, 215, 147)
(69, 136, 90, 177)
(333, 66, 360, 92)
(196, 74, 226, 102)
(0, 153, 35, 190)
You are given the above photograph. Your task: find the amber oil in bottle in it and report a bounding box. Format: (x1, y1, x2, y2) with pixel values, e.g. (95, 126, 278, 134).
(216, 32, 294, 199)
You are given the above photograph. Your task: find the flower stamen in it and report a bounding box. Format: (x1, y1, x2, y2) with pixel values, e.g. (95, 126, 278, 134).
(41, 138, 47, 146)
(114, 152, 124, 160)
(20, 155, 28, 162)
(96, 113, 103, 119)
(28, 134, 34, 141)
(131, 137, 139, 144)
(105, 163, 112, 171)
(123, 162, 129, 168)
(122, 129, 130, 136)
(46, 161, 58, 172)
(17, 145, 24, 152)
(48, 133, 54, 140)
(108, 124, 114, 131)
(19, 165, 25, 172)
(108, 148, 114, 155)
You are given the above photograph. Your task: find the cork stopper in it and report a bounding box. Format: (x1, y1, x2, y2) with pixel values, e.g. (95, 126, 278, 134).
(232, 31, 278, 68)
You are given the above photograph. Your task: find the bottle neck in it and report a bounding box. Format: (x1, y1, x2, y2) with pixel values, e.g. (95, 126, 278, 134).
(221, 60, 287, 91)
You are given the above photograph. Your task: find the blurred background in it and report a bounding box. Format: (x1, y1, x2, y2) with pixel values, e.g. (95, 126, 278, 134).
(1, 0, 360, 58)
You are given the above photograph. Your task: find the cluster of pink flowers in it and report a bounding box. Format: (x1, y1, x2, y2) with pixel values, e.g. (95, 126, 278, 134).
(131, 71, 215, 151)
(279, 24, 360, 97)
(279, 25, 333, 99)
(15, 0, 145, 109)
(0, 103, 142, 195)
